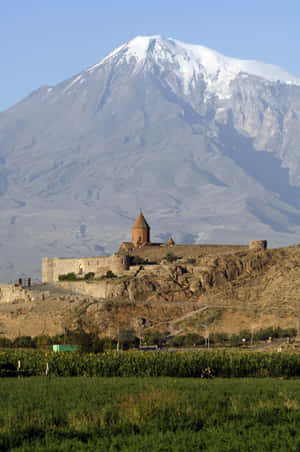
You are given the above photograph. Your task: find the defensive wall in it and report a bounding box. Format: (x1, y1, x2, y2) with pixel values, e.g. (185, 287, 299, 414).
(57, 280, 111, 298)
(0, 284, 30, 304)
(42, 241, 267, 284)
(42, 208, 268, 284)
(42, 254, 130, 283)
(126, 244, 250, 262)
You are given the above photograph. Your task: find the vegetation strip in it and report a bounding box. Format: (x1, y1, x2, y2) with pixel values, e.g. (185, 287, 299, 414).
(1, 350, 300, 377)
(0, 325, 296, 351)
(1, 377, 300, 451)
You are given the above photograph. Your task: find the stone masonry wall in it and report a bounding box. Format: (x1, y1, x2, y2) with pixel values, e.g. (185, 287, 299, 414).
(42, 241, 267, 284)
(58, 281, 108, 298)
(42, 254, 129, 283)
(0, 285, 29, 303)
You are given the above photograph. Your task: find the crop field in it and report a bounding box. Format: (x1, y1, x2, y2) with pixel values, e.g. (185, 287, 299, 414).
(2, 349, 300, 378)
(1, 377, 300, 451)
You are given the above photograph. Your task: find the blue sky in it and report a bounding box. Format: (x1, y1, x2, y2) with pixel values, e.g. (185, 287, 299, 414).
(1, 0, 300, 111)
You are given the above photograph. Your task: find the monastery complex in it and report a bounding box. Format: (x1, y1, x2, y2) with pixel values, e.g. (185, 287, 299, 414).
(42, 211, 267, 283)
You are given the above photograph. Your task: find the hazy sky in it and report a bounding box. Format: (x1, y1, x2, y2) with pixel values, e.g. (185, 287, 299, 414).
(1, 0, 300, 111)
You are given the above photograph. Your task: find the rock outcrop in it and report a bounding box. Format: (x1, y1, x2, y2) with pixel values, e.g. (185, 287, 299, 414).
(0, 245, 299, 339)
(54, 249, 271, 302)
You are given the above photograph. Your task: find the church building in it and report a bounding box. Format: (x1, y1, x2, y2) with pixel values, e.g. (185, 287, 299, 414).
(131, 211, 151, 247)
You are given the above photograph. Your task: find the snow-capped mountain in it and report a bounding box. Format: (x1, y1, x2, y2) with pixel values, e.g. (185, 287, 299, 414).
(86, 36, 300, 98)
(1, 35, 300, 281)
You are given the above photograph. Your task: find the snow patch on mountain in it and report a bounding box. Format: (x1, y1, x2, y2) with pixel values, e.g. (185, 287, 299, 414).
(87, 35, 300, 99)
(1, 35, 300, 282)
(64, 75, 83, 93)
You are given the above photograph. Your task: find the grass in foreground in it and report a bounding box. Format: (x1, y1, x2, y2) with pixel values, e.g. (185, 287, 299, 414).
(1, 377, 300, 451)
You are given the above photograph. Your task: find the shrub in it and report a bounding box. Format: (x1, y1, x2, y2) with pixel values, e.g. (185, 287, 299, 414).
(165, 252, 177, 263)
(254, 327, 297, 342)
(131, 256, 146, 265)
(33, 335, 52, 349)
(13, 336, 35, 348)
(106, 270, 116, 279)
(210, 332, 229, 345)
(118, 329, 139, 350)
(84, 272, 95, 280)
(168, 334, 205, 347)
(168, 335, 185, 347)
(101, 337, 117, 351)
(229, 334, 242, 347)
(186, 258, 196, 265)
(51, 334, 65, 345)
(0, 337, 12, 348)
(283, 328, 297, 338)
(225, 327, 297, 347)
(57, 329, 105, 353)
(50, 330, 117, 352)
(239, 330, 252, 342)
(255, 327, 275, 341)
(58, 272, 79, 281)
(183, 334, 205, 347)
(143, 331, 169, 347)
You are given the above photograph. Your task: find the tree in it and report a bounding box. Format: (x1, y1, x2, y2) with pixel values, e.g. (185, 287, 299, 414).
(143, 330, 169, 347)
(13, 336, 34, 348)
(118, 329, 139, 350)
(33, 335, 52, 349)
(229, 334, 242, 347)
(183, 333, 205, 347)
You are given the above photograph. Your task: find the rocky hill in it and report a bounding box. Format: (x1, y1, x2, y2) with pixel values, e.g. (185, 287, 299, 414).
(1, 36, 300, 281)
(1, 245, 299, 339)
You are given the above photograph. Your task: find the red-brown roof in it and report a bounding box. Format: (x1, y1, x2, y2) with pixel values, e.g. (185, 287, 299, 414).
(132, 211, 150, 230)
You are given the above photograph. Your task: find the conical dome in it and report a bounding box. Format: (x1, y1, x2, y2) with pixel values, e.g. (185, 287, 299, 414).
(167, 236, 175, 245)
(131, 211, 150, 246)
(132, 212, 150, 230)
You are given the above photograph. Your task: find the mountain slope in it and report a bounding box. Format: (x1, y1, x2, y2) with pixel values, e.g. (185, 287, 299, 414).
(1, 36, 300, 281)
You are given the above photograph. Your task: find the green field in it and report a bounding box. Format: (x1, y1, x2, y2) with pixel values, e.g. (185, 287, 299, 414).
(3, 349, 300, 378)
(1, 377, 300, 451)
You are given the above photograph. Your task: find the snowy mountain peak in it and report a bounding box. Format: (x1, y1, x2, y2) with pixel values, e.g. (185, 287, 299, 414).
(3, 36, 300, 281)
(87, 35, 300, 99)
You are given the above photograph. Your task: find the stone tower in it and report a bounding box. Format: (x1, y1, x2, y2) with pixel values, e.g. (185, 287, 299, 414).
(132, 211, 150, 247)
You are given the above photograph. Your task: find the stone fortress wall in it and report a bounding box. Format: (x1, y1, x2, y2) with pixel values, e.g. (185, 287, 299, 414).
(42, 254, 130, 283)
(42, 241, 268, 284)
(42, 211, 268, 284)
(0, 284, 29, 303)
(249, 240, 268, 251)
(128, 244, 249, 261)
